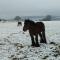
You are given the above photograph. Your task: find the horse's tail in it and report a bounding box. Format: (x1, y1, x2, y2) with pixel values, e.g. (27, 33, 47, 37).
(42, 23, 47, 43)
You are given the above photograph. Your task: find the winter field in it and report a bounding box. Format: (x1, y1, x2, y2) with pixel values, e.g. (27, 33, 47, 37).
(0, 21, 60, 60)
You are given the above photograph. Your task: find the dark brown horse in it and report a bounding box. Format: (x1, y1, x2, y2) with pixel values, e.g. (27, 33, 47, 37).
(23, 19, 47, 47)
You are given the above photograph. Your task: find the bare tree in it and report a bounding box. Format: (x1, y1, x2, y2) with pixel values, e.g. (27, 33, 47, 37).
(42, 15, 52, 21)
(14, 16, 21, 21)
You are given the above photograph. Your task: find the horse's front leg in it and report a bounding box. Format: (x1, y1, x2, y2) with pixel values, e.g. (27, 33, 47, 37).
(30, 34, 35, 46)
(35, 34, 40, 47)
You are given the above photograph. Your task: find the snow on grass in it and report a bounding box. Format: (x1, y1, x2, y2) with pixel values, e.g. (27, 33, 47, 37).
(0, 21, 60, 60)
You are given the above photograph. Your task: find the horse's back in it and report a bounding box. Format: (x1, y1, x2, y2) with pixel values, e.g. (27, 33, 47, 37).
(35, 22, 45, 31)
(36, 22, 44, 27)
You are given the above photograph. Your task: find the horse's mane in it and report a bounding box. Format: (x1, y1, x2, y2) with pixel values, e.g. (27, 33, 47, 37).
(25, 19, 35, 25)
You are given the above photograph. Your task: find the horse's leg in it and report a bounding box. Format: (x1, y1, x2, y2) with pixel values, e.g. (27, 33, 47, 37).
(35, 34, 40, 47)
(39, 33, 44, 43)
(30, 34, 35, 46)
(42, 31, 47, 43)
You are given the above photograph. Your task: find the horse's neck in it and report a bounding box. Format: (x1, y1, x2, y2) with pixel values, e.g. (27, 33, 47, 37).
(29, 25, 35, 31)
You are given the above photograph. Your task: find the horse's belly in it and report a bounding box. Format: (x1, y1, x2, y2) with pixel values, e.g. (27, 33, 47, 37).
(35, 28, 42, 32)
(31, 30, 42, 35)
(30, 27, 43, 35)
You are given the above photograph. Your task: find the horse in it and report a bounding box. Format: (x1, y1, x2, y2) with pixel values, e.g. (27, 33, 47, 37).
(23, 19, 47, 47)
(17, 22, 22, 26)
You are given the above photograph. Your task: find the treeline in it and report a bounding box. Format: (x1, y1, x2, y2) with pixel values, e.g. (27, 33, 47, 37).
(1, 15, 60, 21)
(14, 15, 52, 21)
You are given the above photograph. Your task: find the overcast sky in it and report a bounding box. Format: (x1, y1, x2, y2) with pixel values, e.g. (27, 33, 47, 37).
(0, 0, 60, 18)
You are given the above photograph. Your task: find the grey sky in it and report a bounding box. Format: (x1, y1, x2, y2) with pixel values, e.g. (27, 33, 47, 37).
(0, 0, 60, 18)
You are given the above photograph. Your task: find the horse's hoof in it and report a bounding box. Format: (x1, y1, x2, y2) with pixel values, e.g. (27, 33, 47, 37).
(35, 44, 40, 47)
(31, 44, 35, 47)
(40, 41, 47, 44)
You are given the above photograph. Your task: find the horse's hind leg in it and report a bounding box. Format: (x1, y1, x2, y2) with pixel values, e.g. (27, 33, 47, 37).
(42, 31, 47, 43)
(30, 34, 35, 46)
(35, 34, 40, 47)
(39, 33, 44, 43)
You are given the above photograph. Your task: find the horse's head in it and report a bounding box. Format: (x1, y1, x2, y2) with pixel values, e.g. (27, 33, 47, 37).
(17, 22, 22, 26)
(23, 19, 31, 31)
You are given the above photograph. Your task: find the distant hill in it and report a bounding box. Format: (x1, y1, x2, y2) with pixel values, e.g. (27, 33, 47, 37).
(21, 16, 60, 21)
(1, 16, 60, 21)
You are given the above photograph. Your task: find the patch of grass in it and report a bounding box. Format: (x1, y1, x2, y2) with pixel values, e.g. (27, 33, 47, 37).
(42, 55, 49, 59)
(12, 58, 19, 60)
(50, 42, 56, 45)
(53, 54, 58, 57)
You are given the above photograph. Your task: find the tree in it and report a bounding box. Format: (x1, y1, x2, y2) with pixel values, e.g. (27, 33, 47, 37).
(0, 19, 1, 21)
(42, 15, 52, 21)
(14, 16, 21, 21)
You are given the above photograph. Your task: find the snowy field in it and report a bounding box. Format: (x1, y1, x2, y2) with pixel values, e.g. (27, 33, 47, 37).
(0, 21, 60, 60)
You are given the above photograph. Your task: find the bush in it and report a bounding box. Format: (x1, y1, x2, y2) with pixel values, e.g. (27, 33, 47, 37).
(14, 16, 21, 21)
(42, 15, 52, 21)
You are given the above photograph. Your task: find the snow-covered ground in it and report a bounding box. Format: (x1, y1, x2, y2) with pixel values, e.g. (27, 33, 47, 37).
(0, 21, 60, 60)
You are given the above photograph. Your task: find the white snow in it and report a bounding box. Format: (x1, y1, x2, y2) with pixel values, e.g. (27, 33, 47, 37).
(0, 21, 60, 60)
